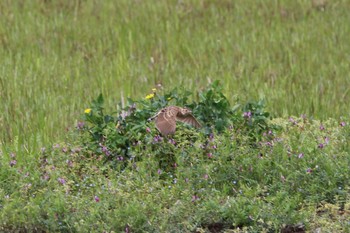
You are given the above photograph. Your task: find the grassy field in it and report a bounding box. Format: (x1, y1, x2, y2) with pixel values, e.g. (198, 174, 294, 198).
(1, 0, 350, 232)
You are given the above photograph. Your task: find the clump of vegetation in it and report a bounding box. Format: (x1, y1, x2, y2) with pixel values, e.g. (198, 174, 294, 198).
(1, 82, 349, 232)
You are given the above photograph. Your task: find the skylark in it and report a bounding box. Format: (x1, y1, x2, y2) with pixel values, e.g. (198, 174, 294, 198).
(148, 106, 201, 136)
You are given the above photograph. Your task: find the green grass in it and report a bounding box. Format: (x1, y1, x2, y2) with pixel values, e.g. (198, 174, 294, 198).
(1, 0, 350, 144)
(1, 0, 350, 232)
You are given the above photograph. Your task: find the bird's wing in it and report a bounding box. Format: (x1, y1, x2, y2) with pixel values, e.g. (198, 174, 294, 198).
(155, 110, 177, 135)
(176, 114, 202, 128)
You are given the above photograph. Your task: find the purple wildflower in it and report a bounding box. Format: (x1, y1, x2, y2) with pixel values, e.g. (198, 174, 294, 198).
(265, 141, 273, 147)
(10, 152, 16, 158)
(207, 153, 213, 158)
(153, 135, 163, 143)
(203, 174, 208, 180)
(212, 144, 217, 149)
(191, 195, 199, 202)
(9, 160, 17, 167)
(209, 133, 215, 141)
(319, 124, 325, 130)
(289, 117, 297, 125)
(53, 144, 60, 149)
(43, 173, 50, 181)
(66, 160, 73, 167)
(58, 178, 66, 184)
(146, 127, 151, 133)
(76, 121, 85, 130)
(325, 137, 330, 145)
(243, 111, 252, 119)
(99, 143, 111, 156)
(340, 122, 346, 127)
(185, 178, 189, 183)
(298, 153, 304, 159)
(318, 143, 324, 149)
(62, 147, 68, 153)
(157, 169, 162, 175)
(168, 138, 176, 145)
(94, 195, 100, 202)
(306, 168, 312, 173)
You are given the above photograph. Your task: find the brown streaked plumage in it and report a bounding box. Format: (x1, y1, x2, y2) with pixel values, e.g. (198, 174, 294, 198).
(148, 106, 201, 136)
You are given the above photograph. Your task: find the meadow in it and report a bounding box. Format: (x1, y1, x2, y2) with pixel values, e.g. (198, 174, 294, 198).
(1, 0, 350, 232)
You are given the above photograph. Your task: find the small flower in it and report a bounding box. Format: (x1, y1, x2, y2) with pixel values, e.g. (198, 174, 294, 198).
(58, 178, 66, 184)
(340, 122, 346, 127)
(99, 143, 111, 156)
(167, 97, 172, 100)
(325, 137, 330, 145)
(306, 168, 312, 173)
(207, 153, 213, 158)
(185, 178, 189, 183)
(157, 169, 162, 175)
(146, 127, 151, 133)
(209, 133, 215, 141)
(319, 124, 325, 130)
(298, 153, 304, 159)
(94, 195, 100, 202)
(84, 108, 92, 114)
(289, 117, 297, 124)
(9, 160, 17, 167)
(145, 93, 155, 100)
(62, 147, 68, 153)
(191, 195, 199, 202)
(117, 156, 124, 161)
(152, 88, 157, 92)
(153, 135, 162, 143)
(41, 147, 46, 153)
(43, 173, 50, 180)
(76, 121, 85, 130)
(168, 138, 176, 145)
(10, 152, 16, 158)
(318, 143, 324, 149)
(66, 160, 73, 167)
(203, 174, 209, 180)
(243, 111, 252, 119)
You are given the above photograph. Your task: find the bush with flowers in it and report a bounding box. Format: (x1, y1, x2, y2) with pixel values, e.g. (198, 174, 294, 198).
(0, 82, 349, 232)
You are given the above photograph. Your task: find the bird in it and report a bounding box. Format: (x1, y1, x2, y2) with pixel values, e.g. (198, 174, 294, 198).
(148, 106, 201, 136)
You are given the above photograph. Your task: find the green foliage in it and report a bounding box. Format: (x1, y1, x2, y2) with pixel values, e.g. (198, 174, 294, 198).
(1, 0, 350, 232)
(191, 80, 239, 133)
(2, 113, 350, 232)
(81, 81, 273, 172)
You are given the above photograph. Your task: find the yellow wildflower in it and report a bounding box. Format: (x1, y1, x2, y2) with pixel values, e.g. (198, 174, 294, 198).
(152, 88, 157, 92)
(84, 108, 92, 114)
(145, 93, 155, 100)
(167, 97, 172, 100)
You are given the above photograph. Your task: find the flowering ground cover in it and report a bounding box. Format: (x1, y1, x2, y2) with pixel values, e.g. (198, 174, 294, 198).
(1, 0, 350, 232)
(1, 85, 349, 232)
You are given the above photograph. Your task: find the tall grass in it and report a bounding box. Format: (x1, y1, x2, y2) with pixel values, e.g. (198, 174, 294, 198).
(1, 0, 350, 147)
